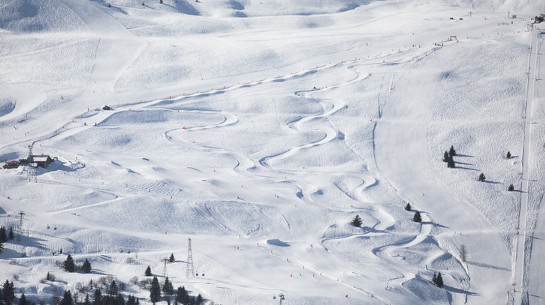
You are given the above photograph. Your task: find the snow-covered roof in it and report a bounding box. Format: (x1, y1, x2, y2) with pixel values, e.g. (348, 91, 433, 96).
(32, 156, 49, 162)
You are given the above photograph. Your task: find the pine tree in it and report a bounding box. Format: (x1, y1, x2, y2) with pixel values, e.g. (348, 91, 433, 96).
(169, 253, 175, 263)
(82, 259, 92, 273)
(64, 255, 75, 272)
(92, 289, 102, 305)
(150, 277, 161, 304)
(175, 287, 188, 305)
(8, 227, 14, 240)
(108, 280, 118, 296)
(2, 280, 15, 305)
(447, 156, 455, 168)
(413, 211, 422, 223)
(435, 272, 444, 288)
(506, 151, 511, 159)
(508, 184, 515, 191)
(116, 294, 125, 305)
(195, 294, 203, 305)
(0, 241, 3, 254)
(83, 294, 91, 305)
(351, 215, 362, 227)
(46, 272, 55, 281)
(478, 173, 486, 182)
(59, 290, 73, 305)
(0, 226, 7, 243)
(442, 151, 449, 162)
(126, 295, 137, 305)
(145, 266, 152, 276)
(18, 293, 27, 305)
(405, 203, 411, 211)
(162, 277, 174, 298)
(432, 272, 437, 284)
(449, 145, 456, 157)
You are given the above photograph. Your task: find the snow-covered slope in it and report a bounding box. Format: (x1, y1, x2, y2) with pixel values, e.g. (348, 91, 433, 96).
(1, 0, 544, 304)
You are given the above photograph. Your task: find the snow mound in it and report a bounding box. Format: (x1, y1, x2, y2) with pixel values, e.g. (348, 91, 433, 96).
(0, 0, 88, 32)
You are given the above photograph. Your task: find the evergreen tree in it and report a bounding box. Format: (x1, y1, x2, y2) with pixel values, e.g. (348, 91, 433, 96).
(508, 184, 515, 191)
(478, 173, 486, 182)
(432, 272, 437, 284)
(18, 293, 27, 305)
(83, 294, 91, 305)
(8, 227, 14, 240)
(64, 255, 75, 272)
(82, 258, 92, 273)
(59, 290, 73, 305)
(413, 211, 422, 223)
(169, 253, 175, 263)
(404, 203, 411, 211)
(449, 145, 456, 157)
(150, 277, 161, 305)
(195, 294, 203, 305)
(2, 280, 15, 305)
(116, 294, 126, 305)
(126, 296, 137, 305)
(162, 277, 174, 298)
(442, 151, 449, 162)
(145, 266, 152, 276)
(435, 272, 444, 288)
(0, 241, 4, 254)
(447, 156, 455, 168)
(0, 226, 6, 243)
(175, 287, 188, 305)
(506, 151, 511, 159)
(92, 289, 102, 305)
(46, 272, 55, 281)
(351, 215, 362, 227)
(108, 280, 118, 296)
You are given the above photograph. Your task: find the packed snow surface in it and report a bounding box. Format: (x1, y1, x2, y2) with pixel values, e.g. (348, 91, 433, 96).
(1, 0, 544, 304)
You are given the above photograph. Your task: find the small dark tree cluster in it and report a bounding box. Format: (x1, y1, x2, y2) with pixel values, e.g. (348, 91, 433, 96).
(64, 255, 75, 272)
(506, 151, 511, 159)
(432, 272, 444, 288)
(508, 184, 515, 191)
(404, 203, 411, 211)
(162, 277, 174, 304)
(19, 293, 27, 305)
(1, 280, 15, 305)
(0, 226, 7, 243)
(351, 215, 362, 227)
(46, 272, 56, 281)
(478, 173, 486, 182)
(91, 285, 139, 305)
(150, 277, 161, 304)
(413, 211, 422, 223)
(443, 145, 457, 168)
(60, 290, 73, 305)
(169, 253, 175, 263)
(82, 259, 92, 273)
(145, 266, 152, 276)
(8, 227, 14, 240)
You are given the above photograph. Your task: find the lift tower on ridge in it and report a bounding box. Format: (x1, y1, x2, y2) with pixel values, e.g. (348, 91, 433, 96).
(186, 238, 195, 278)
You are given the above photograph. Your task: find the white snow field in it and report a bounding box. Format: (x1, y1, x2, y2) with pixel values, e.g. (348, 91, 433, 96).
(0, 0, 544, 304)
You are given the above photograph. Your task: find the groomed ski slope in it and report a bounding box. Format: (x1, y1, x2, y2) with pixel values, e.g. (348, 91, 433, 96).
(0, 0, 544, 304)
